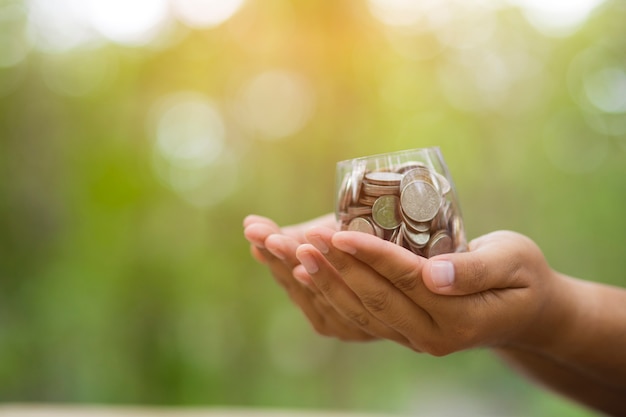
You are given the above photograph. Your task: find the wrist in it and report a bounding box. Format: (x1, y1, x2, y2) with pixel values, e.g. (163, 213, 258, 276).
(502, 269, 583, 355)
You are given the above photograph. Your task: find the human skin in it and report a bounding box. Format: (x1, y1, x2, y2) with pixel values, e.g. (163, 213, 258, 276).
(243, 213, 626, 416)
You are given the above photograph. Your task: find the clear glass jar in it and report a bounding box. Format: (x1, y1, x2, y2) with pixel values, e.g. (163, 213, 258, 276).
(335, 147, 467, 257)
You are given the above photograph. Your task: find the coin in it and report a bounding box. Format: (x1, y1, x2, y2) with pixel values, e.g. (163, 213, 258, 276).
(402, 223, 430, 248)
(400, 167, 436, 191)
(426, 230, 453, 257)
(336, 155, 464, 258)
(358, 194, 379, 206)
(372, 195, 402, 230)
(348, 205, 372, 217)
(434, 172, 451, 195)
(402, 216, 431, 233)
(362, 181, 400, 197)
(364, 171, 404, 186)
(348, 217, 376, 235)
(400, 180, 441, 222)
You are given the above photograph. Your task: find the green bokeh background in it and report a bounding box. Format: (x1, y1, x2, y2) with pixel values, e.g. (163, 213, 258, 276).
(1, 1, 625, 416)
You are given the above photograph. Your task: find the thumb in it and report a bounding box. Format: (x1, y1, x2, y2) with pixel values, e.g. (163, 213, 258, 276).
(422, 231, 534, 296)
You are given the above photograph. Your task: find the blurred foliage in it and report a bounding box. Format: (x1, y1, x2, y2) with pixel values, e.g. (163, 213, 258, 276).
(0, 0, 625, 416)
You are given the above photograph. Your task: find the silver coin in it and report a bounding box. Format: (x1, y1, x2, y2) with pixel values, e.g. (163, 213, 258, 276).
(364, 171, 404, 186)
(347, 217, 376, 235)
(400, 180, 441, 223)
(372, 195, 402, 230)
(426, 230, 453, 257)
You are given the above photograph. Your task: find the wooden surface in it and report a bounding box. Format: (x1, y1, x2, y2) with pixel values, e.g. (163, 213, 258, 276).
(0, 405, 399, 417)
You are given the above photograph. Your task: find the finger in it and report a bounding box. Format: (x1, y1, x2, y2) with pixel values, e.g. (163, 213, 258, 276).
(266, 234, 324, 297)
(243, 223, 279, 248)
(296, 242, 415, 348)
(421, 231, 537, 296)
(265, 234, 301, 269)
(243, 214, 280, 230)
(330, 230, 428, 300)
(250, 245, 269, 264)
(261, 253, 352, 339)
(293, 264, 313, 286)
(243, 220, 373, 341)
(309, 295, 378, 341)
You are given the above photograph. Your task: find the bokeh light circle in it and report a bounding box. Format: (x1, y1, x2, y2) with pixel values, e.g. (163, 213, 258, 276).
(156, 94, 225, 169)
(150, 91, 240, 208)
(26, 0, 99, 53)
(87, 0, 170, 46)
(508, 0, 607, 37)
(583, 67, 626, 114)
(235, 69, 316, 141)
(171, 0, 246, 29)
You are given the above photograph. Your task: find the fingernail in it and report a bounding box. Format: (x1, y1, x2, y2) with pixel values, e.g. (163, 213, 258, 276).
(266, 245, 285, 260)
(243, 227, 265, 248)
(430, 261, 454, 288)
(308, 235, 329, 254)
(331, 233, 357, 255)
(297, 252, 319, 275)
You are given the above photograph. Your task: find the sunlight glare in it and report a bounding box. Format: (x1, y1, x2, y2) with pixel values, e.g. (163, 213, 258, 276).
(87, 0, 169, 46)
(26, 0, 98, 52)
(171, 0, 246, 29)
(508, 0, 606, 36)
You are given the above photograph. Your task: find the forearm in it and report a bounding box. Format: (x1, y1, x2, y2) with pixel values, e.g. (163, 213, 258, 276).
(493, 274, 626, 415)
(493, 347, 626, 416)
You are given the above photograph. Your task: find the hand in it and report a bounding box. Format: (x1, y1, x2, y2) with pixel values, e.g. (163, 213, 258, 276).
(243, 214, 377, 341)
(296, 227, 566, 355)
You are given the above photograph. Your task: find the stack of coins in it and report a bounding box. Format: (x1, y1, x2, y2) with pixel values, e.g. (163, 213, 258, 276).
(337, 162, 464, 258)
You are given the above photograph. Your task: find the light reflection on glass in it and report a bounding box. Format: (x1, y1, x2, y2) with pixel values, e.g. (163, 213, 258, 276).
(171, 0, 246, 29)
(235, 69, 316, 141)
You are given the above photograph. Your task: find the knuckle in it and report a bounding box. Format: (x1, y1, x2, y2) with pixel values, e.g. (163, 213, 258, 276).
(392, 274, 418, 293)
(466, 258, 488, 288)
(312, 277, 333, 294)
(360, 289, 392, 313)
(331, 254, 354, 276)
(343, 309, 371, 327)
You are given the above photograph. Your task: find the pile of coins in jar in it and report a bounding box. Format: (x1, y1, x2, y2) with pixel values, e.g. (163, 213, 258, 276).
(336, 162, 464, 258)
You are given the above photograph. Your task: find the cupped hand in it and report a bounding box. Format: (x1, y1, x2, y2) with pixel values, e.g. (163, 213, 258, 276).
(297, 227, 562, 355)
(243, 213, 377, 341)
